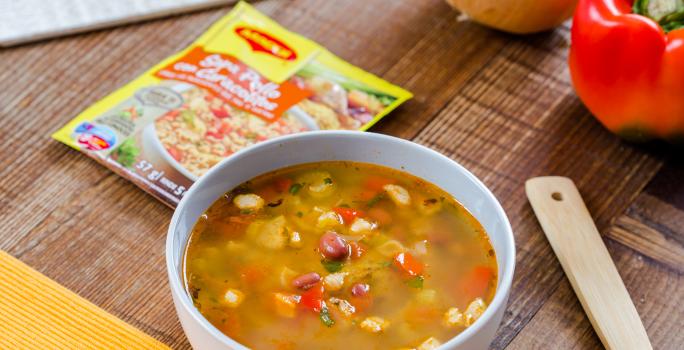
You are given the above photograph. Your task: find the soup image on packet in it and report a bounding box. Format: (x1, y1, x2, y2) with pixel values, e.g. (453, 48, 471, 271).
(52, 1, 412, 207)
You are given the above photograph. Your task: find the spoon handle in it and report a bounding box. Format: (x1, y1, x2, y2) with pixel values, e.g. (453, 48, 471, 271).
(525, 176, 652, 350)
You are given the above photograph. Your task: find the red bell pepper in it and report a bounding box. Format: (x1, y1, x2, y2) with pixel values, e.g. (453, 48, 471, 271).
(332, 207, 364, 224)
(393, 252, 424, 277)
(569, 0, 684, 140)
(300, 283, 324, 312)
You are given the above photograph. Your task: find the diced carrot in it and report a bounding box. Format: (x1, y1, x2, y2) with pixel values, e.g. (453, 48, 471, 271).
(216, 312, 241, 339)
(218, 122, 232, 135)
(274, 178, 293, 193)
(357, 190, 377, 201)
(349, 241, 366, 259)
(367, 207, 392, 226)
(363, 176, 394, 192)
(393, 252, 424, 277)
(272, 292, 300, 318)
(460, 266, 494, 299)
(332, 207, 364, 224)
(239, 265, 267, 284)
(300, 283, 324, 312)
(350, 294, 373, 313)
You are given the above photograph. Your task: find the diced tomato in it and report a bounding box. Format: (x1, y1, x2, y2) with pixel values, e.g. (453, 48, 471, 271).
(211, 108, 230, 118)
(167, 147, 183, 162)
(363, 176, 394, 192)
(300, 283, 324, 312)
(274, 178, 293, 193)
(332, 207, 364, 224)
(349, 241, 366, 259)
(206, 131, 223, 139)
(393, 252, 424, 277)
(460, 266, 494, 299)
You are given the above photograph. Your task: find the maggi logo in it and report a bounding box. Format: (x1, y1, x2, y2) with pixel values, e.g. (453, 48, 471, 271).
(235, 27, 297, 61)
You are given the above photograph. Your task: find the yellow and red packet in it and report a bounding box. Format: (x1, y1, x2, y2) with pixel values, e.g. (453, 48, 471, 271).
(52, 1, 412, 207)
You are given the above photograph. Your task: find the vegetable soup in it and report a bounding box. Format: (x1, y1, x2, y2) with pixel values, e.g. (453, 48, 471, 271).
(184, 162, 498, 349)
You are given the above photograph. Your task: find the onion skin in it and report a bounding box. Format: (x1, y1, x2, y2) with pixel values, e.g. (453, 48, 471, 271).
(445, 0, 578, 34)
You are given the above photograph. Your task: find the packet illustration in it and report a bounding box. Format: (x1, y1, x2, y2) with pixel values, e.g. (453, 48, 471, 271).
(53, 1, 412, 207)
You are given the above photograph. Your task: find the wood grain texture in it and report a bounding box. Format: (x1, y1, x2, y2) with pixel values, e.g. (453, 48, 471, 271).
(526, 177, 652, 350)
(0, 0, 681, 349)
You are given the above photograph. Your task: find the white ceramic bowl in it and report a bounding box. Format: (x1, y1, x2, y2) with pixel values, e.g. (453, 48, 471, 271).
(166, 131, 515, 350)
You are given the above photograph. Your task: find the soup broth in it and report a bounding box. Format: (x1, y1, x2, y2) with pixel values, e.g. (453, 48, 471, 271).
(184, 162, 497, 349)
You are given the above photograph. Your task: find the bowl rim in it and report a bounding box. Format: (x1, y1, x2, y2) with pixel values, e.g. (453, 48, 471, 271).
(166, 130, 516, 349)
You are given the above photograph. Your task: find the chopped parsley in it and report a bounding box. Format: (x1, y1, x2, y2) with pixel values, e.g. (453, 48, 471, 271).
(289, 183, 303, 195)
(321, 259, 343, 273)
(323, 177, 333, 184)
(320, 307, 335, 327)
(407, 275, 424, 289)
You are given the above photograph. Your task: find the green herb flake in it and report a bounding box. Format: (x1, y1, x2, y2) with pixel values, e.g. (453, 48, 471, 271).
(296, 211, 304, 218)
(289, 183, 303, 195)
(321, 259, 343, 273)
(320, 307, 335, 327)
(240, 209, 253, 215)
(380, 261, 392, 268)
(181, 109, 195, 127)
(323, 177, 333, 184)
(367, 193, 385, 208)
(407, 275, 424, 289)
(338, 203, 350, 208)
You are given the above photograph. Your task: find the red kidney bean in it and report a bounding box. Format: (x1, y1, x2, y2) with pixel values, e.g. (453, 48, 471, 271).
(351, 283, 370, 297)
(292, 272, 321, 290)
(319, 231, 350, 261)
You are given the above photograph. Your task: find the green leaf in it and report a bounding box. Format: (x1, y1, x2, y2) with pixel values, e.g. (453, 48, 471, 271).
(296, 211, 304, 218)
(323, 177, 333, 184)
(407, 276, 424, 289)
(633, 0, 684, 32)
(633, 0, 649, 16)
(112, 138, 140, 168)
(319, 307, 335, 327)
(321, 259, 343, 273)
(289, 183, 303, 195)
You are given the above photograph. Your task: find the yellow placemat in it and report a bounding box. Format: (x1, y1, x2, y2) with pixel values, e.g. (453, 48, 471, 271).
(0, 250, 170, 349)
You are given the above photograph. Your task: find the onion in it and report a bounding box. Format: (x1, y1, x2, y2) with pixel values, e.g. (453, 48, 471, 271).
(445, 0, 578, 34)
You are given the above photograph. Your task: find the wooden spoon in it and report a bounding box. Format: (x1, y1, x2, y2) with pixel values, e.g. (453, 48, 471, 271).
(526, 176, 652, 350)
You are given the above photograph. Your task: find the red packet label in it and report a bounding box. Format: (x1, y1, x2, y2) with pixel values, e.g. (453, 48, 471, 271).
(154, 47, 311, 121)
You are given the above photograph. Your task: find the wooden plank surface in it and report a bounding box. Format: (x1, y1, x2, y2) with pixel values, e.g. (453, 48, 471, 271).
(0, 0, 682, 349)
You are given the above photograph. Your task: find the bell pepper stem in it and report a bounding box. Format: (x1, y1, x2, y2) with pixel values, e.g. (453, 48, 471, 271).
(634, 0, 684, 32)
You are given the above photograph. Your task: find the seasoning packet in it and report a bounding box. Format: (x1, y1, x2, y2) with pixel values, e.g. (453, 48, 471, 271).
(52, 1, 412, 207)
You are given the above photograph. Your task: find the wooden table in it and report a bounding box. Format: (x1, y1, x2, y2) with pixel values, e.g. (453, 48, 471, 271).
(1, 1, 682, 349)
